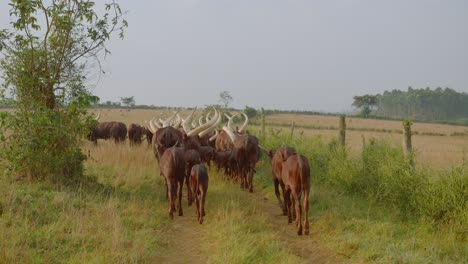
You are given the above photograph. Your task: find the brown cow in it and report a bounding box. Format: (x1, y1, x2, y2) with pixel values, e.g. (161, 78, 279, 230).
(152, 126, 183, 161)
(145, 127, 153, 145)
(199, 146, 215, 167)
(184, 149, 201, 206)
(159, 147, 186, 219)
(215, 130, 234, 151)
(128, 123, 144, 146)
(270, 146, 297, 215)
(88, 121, 127, 144)
(190, 164, 209, 224)
(282, 154, 311, 236)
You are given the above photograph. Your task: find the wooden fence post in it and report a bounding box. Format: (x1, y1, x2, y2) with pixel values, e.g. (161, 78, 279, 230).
(290, 121, 295, 138)
(261, 107, 265, 140)
(339, 115, 346, 147)
(403, 119, 414, 167)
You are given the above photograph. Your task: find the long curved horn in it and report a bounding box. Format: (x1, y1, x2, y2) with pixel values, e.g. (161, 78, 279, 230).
(198, 116, 205, 127)
(239, 113, 249, 133)
(191, 118, 198, 129)
(226, 113, 240, 132)
(162, 111, 179, 127)
(209, 129, 219, 142)
(148, 120, 158, 134)
(199, 111, 222, 137)
(172, 114, 182, 128)
(182, 108, 197, 133)
(222, 125, 237, 142)
(186, 109, 219, 137)
(95, 112, 101, 121)
(151, 117, 162, 128)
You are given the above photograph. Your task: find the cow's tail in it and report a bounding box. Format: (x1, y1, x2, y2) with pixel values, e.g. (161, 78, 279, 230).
(298, 155, 308, 192)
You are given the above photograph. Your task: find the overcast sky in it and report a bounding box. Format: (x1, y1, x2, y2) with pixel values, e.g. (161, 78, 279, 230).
(1, 0, 467, 112)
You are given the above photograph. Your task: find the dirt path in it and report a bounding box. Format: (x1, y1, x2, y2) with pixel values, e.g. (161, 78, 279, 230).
(151, 204, 208, 264)
(251, 193, 342, 263)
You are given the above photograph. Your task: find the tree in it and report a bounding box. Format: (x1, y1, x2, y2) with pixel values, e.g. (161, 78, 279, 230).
(352, 95, 378, 118)
(0, 0, 127, 180)
(244, 105, 257, 118)
(120, 96, 135, 107)
(219, 91, 233, 108)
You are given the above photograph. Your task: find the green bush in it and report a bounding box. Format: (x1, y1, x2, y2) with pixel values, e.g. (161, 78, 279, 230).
(0, 106, 94, 180)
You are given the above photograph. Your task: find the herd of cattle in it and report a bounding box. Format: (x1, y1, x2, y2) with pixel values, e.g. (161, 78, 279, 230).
(88, 108, 311, 235)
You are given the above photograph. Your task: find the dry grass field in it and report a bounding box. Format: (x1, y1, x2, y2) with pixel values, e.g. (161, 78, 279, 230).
(91, 108, 468, 168)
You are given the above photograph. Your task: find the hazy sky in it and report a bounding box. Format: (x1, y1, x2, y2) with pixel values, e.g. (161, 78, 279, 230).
(1, 0, 468, 112)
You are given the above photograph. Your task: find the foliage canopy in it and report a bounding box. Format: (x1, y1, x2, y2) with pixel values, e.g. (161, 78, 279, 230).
(0, 0, 127, 180)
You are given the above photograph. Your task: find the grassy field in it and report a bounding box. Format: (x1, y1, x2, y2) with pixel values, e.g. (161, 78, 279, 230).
(90, 108, 468, 168)
(1, 108, 466, 263)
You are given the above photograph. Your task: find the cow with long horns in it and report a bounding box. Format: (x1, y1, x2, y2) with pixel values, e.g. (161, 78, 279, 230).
(88, 113, 127, 144)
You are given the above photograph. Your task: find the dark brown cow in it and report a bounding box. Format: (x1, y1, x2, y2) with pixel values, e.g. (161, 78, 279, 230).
(270, 146, 297, 215)
(184, 149, 201, 206)
(282, 154, 311, 236)
(230, 133, 260, 192)
(200, 130, 217, 147)
(145, 127, 153, 145)
(88, 121, 127, 144)
(213, 150, 235, 178)
(190, 164, 209, 224)
(199, 146, 215, 167)
(152, 126, 183, 161)
(128, 123, 144, 146)
(159, 147, 186, 219)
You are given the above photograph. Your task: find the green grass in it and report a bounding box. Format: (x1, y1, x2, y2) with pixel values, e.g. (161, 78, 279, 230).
(1, 135, 467, 263)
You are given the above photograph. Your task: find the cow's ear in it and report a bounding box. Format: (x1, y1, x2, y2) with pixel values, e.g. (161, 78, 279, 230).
(268, 150, 274, 159)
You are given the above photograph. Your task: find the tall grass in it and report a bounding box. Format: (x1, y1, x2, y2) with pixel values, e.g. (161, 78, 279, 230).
(255, 131, 467, 262)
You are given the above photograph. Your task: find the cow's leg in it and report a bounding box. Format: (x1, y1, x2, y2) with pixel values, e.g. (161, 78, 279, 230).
(274, 177, 283, 210)
(292, 189, 302, 236)
(285, 189, 292, 224)
(303, 188, 310, 235)
(186, 168, 192, 206)
(248, 168, 254, 193)
(177, 180, 183, 216)
(167, 183, 174, 219)
(279, 182, 288, 215)
(281, 183, 289, 217)
(194, 190, 200, 220)
(199, 188, 205, 224)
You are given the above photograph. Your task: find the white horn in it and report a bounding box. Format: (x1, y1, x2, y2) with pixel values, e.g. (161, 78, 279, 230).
(95, 112, 101, 121)
(186, 109, 219, 137)
(173, 114, 182, 128)
(199, 111, 222, 137)
(209, 129, 219, 142)
(226, 113, 240, 132)
(162, 111, 179, 127)
(182, 108, 197, 133)
(148, 120, 158, 134)
(239, 113, 249, 133)
(222, 125, 237, 142)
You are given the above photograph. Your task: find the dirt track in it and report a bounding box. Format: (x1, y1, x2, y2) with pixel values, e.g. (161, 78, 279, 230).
(154, 190, 341, 264)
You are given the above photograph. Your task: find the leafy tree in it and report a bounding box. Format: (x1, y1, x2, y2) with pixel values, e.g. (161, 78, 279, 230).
(0, 0, 127, 180)
(120, 96, 135, 107)
(219, 91, 233, 108)
(244, 105, 257, 118)
(352, 95, 378, 118)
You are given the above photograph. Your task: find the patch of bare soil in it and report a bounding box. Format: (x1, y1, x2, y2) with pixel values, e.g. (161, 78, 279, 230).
(151, 203, 208, 264)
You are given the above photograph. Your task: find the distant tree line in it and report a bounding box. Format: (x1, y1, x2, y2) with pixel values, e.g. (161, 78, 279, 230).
(353, 87, 468, 123)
